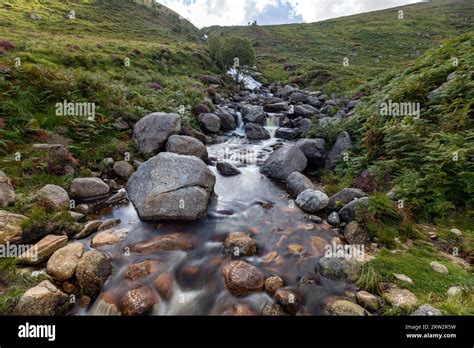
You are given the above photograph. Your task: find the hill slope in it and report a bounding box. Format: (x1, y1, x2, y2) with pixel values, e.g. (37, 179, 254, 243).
(0, 0, 222, 193)
(204, 0, 473, 95)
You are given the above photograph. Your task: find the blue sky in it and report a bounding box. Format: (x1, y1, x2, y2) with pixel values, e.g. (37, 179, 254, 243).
(156, 0, 425, 28)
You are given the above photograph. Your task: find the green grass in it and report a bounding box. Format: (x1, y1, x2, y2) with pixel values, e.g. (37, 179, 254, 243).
(366, 247, 473, 315)
(0, 258, 48, 315)
(204, 0, 473, 95)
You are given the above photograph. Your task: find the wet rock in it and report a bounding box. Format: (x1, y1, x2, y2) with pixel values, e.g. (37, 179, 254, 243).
(317, 256, 362, 282)
(126, 152, 216, 221)
(215, 107, 237, 132)
(120, 286, 157, 316)
(430, 262, 449, 274)
(198, 113, 221, 134)
(17, 235, 68, 265)
(339, 197, 370, 223)
(287, 172, 316, 198)
(262, 302, 285, 316)
(76, 250, 112, 296)
(223, 232, 258, 257)
(133, 112, 181, 154)
(382, 284, 419, 311)
(98, 218, 121, 231)
(245, 123, 270, 140)
(280, 85, 296, 98)
(166, 135, 208, 162)
(46, 243, 84, 281)
(131, 233, 194, 253)
(274, 288, 300, 315)
(222, 303, 257, 316)
(356, 291, 380, 312)
(0, 170, 15, 207)
(289, 91, 308, 104)
(328, 212, 341, 226)
(36, 184, 70, 212)
(14, 280, 70, 316)
(326, 131, 352, 169)
(0, 210, 27, 244)
(325, 298, 368, 316)
(126, 260, 163, 281)
(113, 161, 135, 179)
(264, 276, 285, 295)
(275, 127, 300, 140)
(69, 211, 84, 221)
(296, 189, 329, 213)
(74, 220, 103, 239)
(296, 138, 327, 168)
(293, 104, 318, 118)
(91, 228, 127, 248)
(344, 221, 368, 245)
(70, 178, 110, 200)
(242, 105, 265, 125)
(216, 161, 242, 176)
(411, 304, 442, 316)
(154, 272, 174, 300)
(261, 145, 307, 181)
(264, 102, 289, 113)
(223, 260, 264, 297)
(327, 188, 367, 211)
(296, 118, 312, 133)
(354, 170, 378, 193)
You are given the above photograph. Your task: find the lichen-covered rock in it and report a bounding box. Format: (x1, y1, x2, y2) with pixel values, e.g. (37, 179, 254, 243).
(15, 280, 70, 316)
(296, 189, 329, 213)
(47, 243, 84, 281)
(70, 178, 110, 200)
(223, 232, 257, 257)
(223, 260, 264, 297)
(76, 250, 112, 296)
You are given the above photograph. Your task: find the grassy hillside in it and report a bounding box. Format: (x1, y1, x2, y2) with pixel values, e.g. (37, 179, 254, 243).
(204, 0, 473, 95)
(0, 0, 222, 194)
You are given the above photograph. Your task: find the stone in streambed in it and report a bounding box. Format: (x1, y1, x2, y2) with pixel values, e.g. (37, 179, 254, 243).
(223, 232, 257, 257)
(325, 298, 368, 316)
(126, 152, 216, 221)
(327, 188, 367, 211)
(76, 250, 112, 296)
(131, 232, 194, 254)
(287, 172, 316, 198)
(166, 135, 208, 162)
(296, 138, 327, 168)
(69, 178, 110, 200)
(223, 260, 264, 297)
(120, 286, 157, 316)
(216, 161, 241, 176)
(113, 161, 135, 179)
(198, 113, 221, 134)
(14, 280, 70, 316)
(133, 112, 181, 154)
(260, 145, 307, 181)
(245, 123, 270, 140)
(46, 243, 84, 281)
(295, 189, 329, 213)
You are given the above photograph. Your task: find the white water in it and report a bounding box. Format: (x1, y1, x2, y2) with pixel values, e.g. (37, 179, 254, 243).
(228, 67, 262, 90)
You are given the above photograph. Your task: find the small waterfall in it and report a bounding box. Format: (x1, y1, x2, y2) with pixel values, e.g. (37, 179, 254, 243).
(264, 113, 280, 138)
(89, 296, 121, 316)
(233, 111, 246, 137)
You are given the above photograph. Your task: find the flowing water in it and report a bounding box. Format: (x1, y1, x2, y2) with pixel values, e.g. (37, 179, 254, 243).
(82, 83, 352, 316)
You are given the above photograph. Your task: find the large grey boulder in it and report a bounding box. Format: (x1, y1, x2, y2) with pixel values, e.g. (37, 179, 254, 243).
(264, 102, 289, 113)
(317, 256, 362, 282)
(166, 135, 208, 162)
(126, 152, 216, 221)
(0, 171, 15, 207)
(198, 113, 221, 134)
(326, 131, 352, 169)
(242, 105, 265, 125)
(70, 178, 110, 200)
(133, 112, 181, 154)
(275, 128, 300, 140)
(289, 91, 308, 104)
(215, 107, 237, 132)
(261, 145, 307, 181)
(47, 243, 84, 281)
(245, 123, 270, 140)
(287, 172, 316, 198)
(36, 184, 70, 212)
(296, 138, 327, 168)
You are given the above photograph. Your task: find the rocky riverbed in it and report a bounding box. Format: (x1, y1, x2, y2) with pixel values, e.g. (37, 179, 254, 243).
(1, 78, 441, 317)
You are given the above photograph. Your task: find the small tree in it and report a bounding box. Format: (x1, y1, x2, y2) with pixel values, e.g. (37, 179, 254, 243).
(220, 36, 255, 69)
(207, 33, 223, 63)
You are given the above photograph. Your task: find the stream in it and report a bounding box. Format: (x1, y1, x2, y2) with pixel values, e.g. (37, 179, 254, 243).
(80, 79, 352, 316)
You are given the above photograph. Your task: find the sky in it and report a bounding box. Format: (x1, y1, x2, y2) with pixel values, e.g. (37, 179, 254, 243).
(156, 0, 425, 28)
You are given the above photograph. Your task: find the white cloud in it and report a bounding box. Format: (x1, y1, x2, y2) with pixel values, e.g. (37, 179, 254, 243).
(156, 0, 424, 28)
